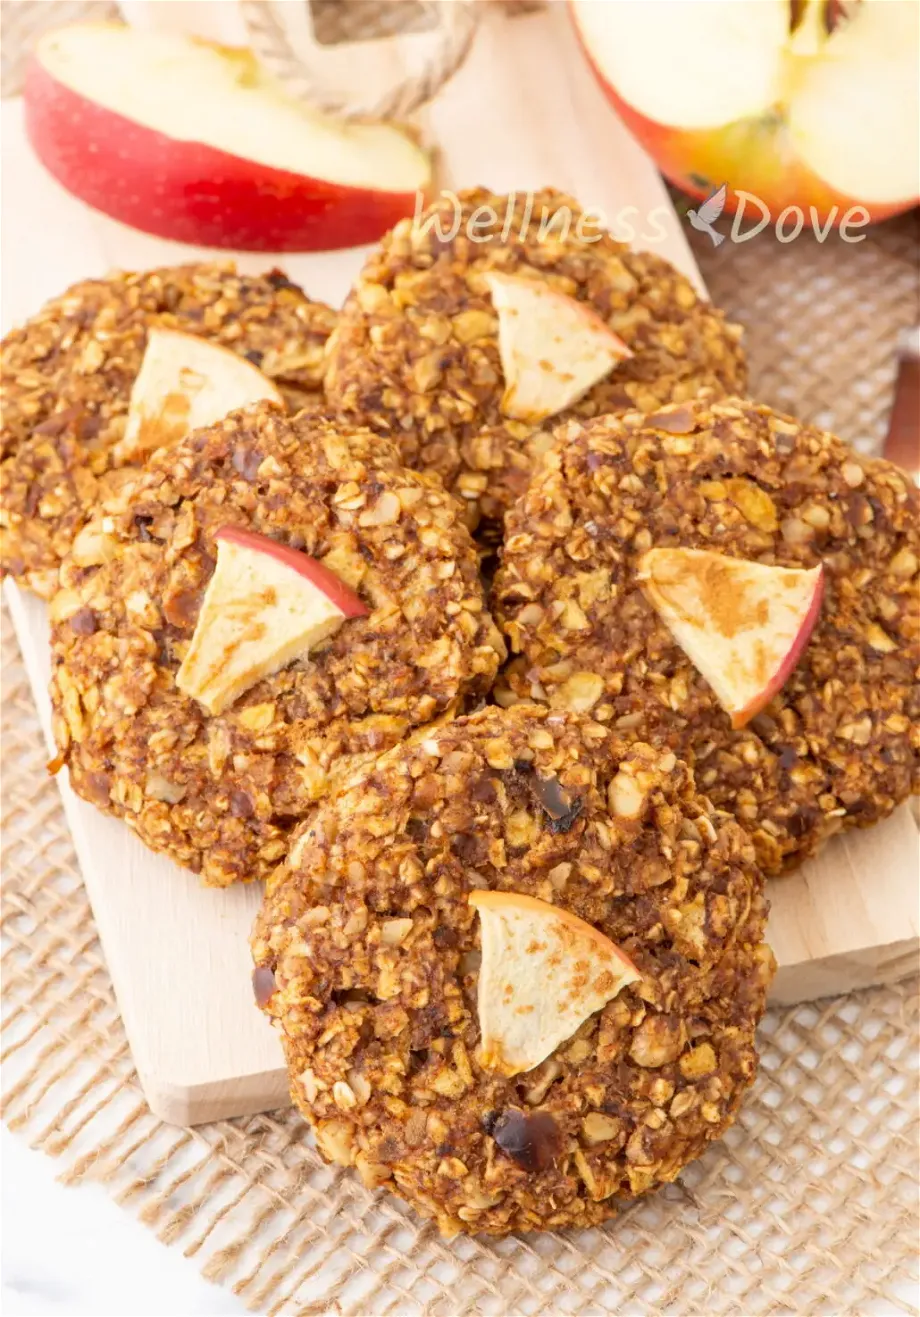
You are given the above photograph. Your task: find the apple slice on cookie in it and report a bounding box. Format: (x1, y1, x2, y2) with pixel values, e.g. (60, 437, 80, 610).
(117, 329, 283, 464)
(484, 272, 632, 423)
(638, 547, 825, 729)
(176, 526, 367, 716)
(469, 890, 639, 1076)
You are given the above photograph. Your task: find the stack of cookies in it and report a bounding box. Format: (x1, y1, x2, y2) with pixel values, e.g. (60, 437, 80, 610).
(2, 190, 916, 1238)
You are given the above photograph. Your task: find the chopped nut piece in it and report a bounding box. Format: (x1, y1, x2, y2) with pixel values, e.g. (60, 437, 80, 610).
(608, 770, 646, 820)
(314, 1120, 356, 1166)
(723, 477, 778, 532)
(380, 918, 413, 947)
(333, 1080, 357, 1111)
(629, 1015, 685, 1068)
(556, 671, 605, 713)
(582, 1112, 621, 1145)
(679, 1042, 717, 1079)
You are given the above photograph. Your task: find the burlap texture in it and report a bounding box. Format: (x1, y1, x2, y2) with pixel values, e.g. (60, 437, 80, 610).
(2, 3, 919, 1306)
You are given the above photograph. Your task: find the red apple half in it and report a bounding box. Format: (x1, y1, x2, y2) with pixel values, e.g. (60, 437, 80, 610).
(637, 547, 825, 729)
(571, 0, 919, 227)
(177, 526, 367, 715)
(24, 23, 432, 251)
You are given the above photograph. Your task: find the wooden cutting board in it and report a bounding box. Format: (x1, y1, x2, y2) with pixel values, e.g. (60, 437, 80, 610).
(3, 6, 917, 1127)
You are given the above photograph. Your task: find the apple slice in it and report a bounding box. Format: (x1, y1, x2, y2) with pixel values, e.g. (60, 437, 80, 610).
(637, 547, 825, 729)
(484, 271, 632, 424)
(25, 24, 432, 252)
(469, 890, 639, 1076)
(176, 526, 367, 716)
(572, 0, 919, 227)
(115, 328, 283, 464)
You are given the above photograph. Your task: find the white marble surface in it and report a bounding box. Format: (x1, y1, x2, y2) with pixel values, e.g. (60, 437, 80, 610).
(1, 1128, 249, 1316)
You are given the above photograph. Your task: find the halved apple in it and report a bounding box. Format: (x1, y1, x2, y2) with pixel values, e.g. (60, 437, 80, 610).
(176, 526, 367, 716)
(572, 0, 919, 227)
(469, 890, 639, 1076)
(115, 329, 283, 465)
(637, 547, 825, 729)
(24, 23, 432, 252)
(484, 272, 632, 423)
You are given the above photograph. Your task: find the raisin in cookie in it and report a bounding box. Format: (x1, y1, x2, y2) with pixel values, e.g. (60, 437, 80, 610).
(1, 262, 337, 596)
(50, 404, 504, 886)
(253, 704, 773, 1236)
(494, 397, 919, 874)
(325, 188, 746, 536)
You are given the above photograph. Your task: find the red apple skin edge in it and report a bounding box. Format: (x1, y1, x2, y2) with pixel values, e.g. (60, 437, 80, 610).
(24, 56, 429, 252)
(731, 568, 825, 730)
(569, 4, 916, 229)
(215, 526, 368, 618)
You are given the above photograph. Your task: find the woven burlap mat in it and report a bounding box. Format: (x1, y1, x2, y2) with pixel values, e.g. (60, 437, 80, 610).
(1, 30, 919, 1291)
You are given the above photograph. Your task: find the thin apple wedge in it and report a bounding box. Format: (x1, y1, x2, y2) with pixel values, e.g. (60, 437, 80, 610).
(176, 526, 367, 716)
(484, 271, 632, 423)
(116, 328, 283, 464)
(25, 23, 432, 251)
(469, 890, 639, 1076)
(638, 547, 825, 729)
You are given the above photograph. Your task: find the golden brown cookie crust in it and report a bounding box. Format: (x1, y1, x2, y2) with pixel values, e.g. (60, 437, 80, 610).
(253, 704, 773, 1236)
(493, 397, 920, 874)
(50, 404, 504, 886)
(1, 263, 338, 596)
(325, 188, 746, 534)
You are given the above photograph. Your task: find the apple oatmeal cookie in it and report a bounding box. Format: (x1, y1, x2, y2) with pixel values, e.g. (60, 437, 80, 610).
(49, 404, 504, 886)
(493, 397, 920, 874)
(253, 704, 774, 1237)
(325, 187, 746, 536)
(1, 262, 338, 597)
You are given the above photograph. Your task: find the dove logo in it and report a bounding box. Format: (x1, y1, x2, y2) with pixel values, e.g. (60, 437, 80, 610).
(685, 185, 872, 246)
(687, 184, 727, 247)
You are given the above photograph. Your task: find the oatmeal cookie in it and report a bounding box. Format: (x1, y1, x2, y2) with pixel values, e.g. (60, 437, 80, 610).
(494, 397, 919, 873)
(325, 188, 746, 534)
(1, 262, 337, 596)
(253, 704, 774, 1236)
(49, 404, 504, 886)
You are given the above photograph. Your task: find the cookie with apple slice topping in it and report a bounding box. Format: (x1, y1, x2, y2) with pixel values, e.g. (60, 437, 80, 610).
(494, 396, 919, 874)
(1, 262, 337, 597)
(253, 704, 773, 1236)
(325, 188, 746, 537)
(49, 403, 504, 886)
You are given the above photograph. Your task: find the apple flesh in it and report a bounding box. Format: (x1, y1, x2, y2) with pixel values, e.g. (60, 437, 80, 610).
(469, 889, 639, 1076)
(485, 271, 632, 423)
(638, 547, 824, 729)
(116, 329, 283, 464)
(25, 23, 432, 251)
(176, 526, 367, 716)
(571, 0, 919, 226)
